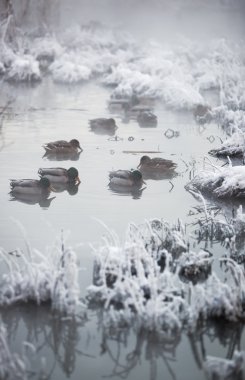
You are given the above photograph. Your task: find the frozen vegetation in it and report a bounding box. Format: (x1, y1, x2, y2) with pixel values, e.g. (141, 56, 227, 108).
(186, 164, 245, 198)
(203, 351, 245, 380)
(87, 218, 245, 331)
(0, 0, 245, 378)
(0, 1, 244, 114)
(0, 231, 82, 314)
(209, 129, 245, 157)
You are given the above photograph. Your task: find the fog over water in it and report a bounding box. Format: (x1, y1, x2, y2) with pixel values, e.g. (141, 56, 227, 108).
(0, 1, 245, 380)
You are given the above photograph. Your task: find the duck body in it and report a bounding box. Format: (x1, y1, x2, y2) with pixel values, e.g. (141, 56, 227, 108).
(43, 139, 82, 154)
(38, 167, 80, 184)
(137, 111, 157, 127)
(10, 177, 52, 197)
(138, 156, 177, 172)
(89, 118, 117, 128)
(109, 170, 144, 188)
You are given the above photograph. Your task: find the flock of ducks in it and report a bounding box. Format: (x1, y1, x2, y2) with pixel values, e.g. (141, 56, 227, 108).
(10, 117, 177, 204)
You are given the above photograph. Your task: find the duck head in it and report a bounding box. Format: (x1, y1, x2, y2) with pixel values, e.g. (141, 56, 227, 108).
(67, 167, 81, 184)
(70, 139, 83, 151)
(137, 155, 151, 168)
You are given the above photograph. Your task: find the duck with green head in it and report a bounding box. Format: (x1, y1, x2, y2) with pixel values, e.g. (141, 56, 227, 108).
(38, 167, 81, 184)
(10, 177, 54, 196)
(109, 169, 144, 188)
(43, 139, 82, 154)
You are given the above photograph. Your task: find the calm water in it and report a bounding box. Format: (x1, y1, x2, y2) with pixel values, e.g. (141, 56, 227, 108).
(0, 79, 244, 379)
(1, 1, 245, 378)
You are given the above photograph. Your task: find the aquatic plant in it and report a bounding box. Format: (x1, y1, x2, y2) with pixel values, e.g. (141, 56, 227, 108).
(209, 129, 245, 157)
(186, 163, 245, 198)
(0, 230, 82, 315)
(87, 219, 245, 333)
(0, 9, 244, 114)
(203, 350, 245, 380)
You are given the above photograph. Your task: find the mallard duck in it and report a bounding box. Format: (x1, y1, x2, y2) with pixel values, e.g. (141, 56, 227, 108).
(193, 104, 211, 124)
(137, 111, 157, 127)
(89, 118, 118, 135)
(109, 170, 144, 188)
(137, 156, 177, 171)
(10, 177, 54, 196)
(38, 167, 80, 184)
(89, 118, 117, 128)
(43, 139, 82, 154)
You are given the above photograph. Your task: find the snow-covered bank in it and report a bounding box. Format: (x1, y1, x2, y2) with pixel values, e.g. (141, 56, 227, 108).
(186, 165, 245, 199)
(0, 13, 245, 113)
(209, 129, 245, 157)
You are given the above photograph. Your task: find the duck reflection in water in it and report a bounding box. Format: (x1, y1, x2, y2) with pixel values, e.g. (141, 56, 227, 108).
(42, 150, 82, 161)
(38, 167, 81, 195)
(9, 177, 56, 208)
(108, 169, 146, 199)
(89, 118, 118, 136)
(137, 155, 177, 180)
(10, 193, 56, 208)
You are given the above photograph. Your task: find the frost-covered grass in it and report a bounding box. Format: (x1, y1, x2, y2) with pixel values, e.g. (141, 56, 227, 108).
(203, 350, 245, 380)
(0, 231, 81, 315)
(186, 164, 245, 198)
(0, 13, 245, 113)
(209, 129, 245, 157)
(87, 219, 245, 332)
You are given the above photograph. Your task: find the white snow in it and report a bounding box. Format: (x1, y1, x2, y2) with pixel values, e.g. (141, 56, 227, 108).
(209, 129, 245, 157)
(186, 165, 245, 198)
(87, 219, 245, 331)
(0, 17, 244, 112)
(0, 234, 82, 314)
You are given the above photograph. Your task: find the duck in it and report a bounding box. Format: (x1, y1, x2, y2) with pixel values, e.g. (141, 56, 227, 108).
(89, 118, 117, 128)
(43, 139, 82, 154)
(38, 167, 81, 184)
(109, 170, 144, 188)
(193, 104, 211, 124)
(137, 111, 157, 127)
(10, 177, 54, 197)
(137, 156, 177, 172)
(89, 118, 118, 135)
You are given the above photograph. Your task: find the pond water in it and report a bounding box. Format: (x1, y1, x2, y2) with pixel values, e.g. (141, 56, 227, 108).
(0, 1, 245, 379)
(0, 79, 244, 380)
(0, 79, 224, 284)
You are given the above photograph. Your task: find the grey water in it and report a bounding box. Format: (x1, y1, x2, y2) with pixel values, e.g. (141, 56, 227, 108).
(0, 1, 245, 380)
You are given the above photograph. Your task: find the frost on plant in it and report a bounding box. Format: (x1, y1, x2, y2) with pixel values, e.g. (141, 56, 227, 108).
(209, 129, 245, 157)
(203, 351, 245, 380)
(0, 234, 81, 315)
(87, 219, 245, 332)
(186, 165, 245, 198)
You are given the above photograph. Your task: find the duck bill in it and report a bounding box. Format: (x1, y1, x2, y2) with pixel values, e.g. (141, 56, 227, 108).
(49, 185, 57, 192)
(137, 164, 141, 169)
(76, 176, 81, 184)
(78, 146, 83, 152)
